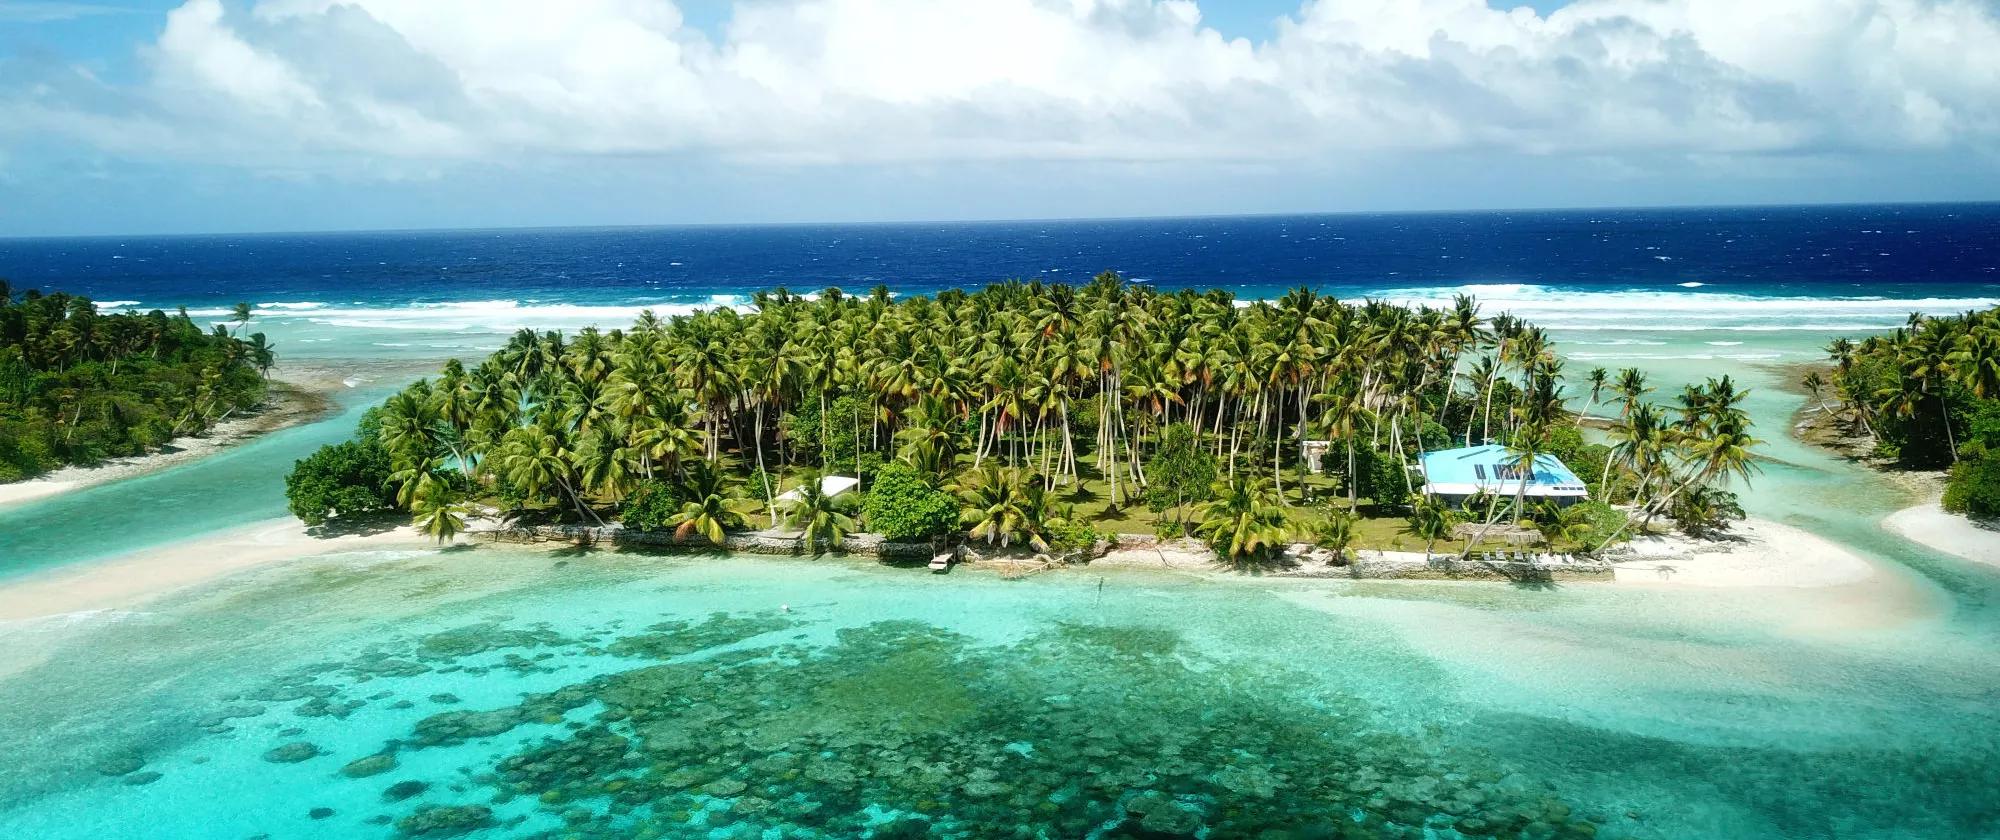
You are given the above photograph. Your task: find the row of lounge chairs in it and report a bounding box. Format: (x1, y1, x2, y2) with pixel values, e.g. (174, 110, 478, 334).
(1476, 551, 1581, 565)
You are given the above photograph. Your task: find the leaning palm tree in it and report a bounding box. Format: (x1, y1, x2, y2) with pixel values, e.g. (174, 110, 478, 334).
(782, 470, 856, 555)
(1801, 370, 1831, 413)
(1577, 367, 1608, 426)
(411, 482, 474, 544)
(245, 332, 277, 378)
(229, 302, 253, 337)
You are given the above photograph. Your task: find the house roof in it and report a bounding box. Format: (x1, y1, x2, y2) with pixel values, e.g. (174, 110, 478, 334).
(777, 475, 860, 503)
(1418, 444, 1588, 498)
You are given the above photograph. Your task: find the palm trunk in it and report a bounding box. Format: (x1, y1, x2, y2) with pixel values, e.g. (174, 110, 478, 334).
(755, 404, 776, 526)
(1480, 373, 1498, 443)
(1346, 438, 1358, 505)
(1940, 397, 1960, 461)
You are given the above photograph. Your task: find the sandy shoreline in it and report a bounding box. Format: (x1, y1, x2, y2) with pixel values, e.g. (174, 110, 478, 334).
(0, 513, 1896, 631)
(1884, 500, 2000, 569)
(1083, 517, 1878, 590)
(0, 366, 348, 509)
(1604, 518, 1878, 588)
(0, 517, 430, 623)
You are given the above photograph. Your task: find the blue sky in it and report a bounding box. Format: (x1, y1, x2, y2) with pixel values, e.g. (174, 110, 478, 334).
(1, 0, 1994, 237)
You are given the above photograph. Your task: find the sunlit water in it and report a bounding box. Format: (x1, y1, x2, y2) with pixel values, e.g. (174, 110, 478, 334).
(0, 546, 1993, 839)
(3, 211, 2000, 838)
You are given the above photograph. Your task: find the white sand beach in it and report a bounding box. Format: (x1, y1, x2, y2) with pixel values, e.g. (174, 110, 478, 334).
(1884, 502, 2000, 569)
(0, 517, 429, 622)
(0, 368, 344, 508)
(1608, 518, 1876, 588)
(1086, 518, 1879, 591)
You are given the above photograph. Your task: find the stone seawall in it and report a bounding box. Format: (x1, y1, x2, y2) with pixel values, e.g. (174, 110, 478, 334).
(474, 526, 1608, 581)
(1282, 551, 1613, 582)
(473, 525, 937, 560)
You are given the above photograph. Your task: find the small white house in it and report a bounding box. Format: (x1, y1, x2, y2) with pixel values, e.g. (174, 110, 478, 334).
(777, 475, 860, 503)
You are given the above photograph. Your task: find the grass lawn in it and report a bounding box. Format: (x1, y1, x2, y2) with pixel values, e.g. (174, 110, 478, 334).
(668, 446, 1593, 555)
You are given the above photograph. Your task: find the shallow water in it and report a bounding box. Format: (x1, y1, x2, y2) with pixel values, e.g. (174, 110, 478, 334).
(0, 548, 1994, 839)
(0, 384, 401, 579)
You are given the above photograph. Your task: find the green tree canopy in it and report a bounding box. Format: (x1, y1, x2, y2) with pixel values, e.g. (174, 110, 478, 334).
(863, 462, 960, 541)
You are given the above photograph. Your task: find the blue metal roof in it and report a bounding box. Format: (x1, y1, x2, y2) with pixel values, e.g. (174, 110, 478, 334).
(1418, 444, 1586, 491)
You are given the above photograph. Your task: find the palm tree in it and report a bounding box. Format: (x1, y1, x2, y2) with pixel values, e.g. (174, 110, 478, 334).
(782, 470, 856, 554)
(229, 302, 253, 337)
(668, 461, 745, 543)
(245, 333, 277, 378)
(498, 423, 602, 525)
(1577, 366, 1608, 426)
(1951, 323, 2000, 399)
(379, 385, 449, 470)
(1614, 367, 1651, 418)
(411, 483, 474, 544)
(1194, 474, 1287, 563)
(1800, 370, 1828, 413)
(1405, 497, 1456, 558)
(957, 465, 1050, 551)
(1311, 506, 1358, 562)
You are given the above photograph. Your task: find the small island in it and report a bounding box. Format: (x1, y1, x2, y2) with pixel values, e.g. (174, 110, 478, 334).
(289, 274, 1762, 578)
(1803, 305, 2000, 566)
(0, 285, 273, 489)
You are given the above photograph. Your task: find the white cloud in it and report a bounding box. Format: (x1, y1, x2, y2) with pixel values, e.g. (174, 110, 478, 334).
(4, 0, 1998, 176)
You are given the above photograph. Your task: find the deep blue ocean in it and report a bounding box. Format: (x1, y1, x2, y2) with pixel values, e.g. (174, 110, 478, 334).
(4, 204, 1998, 310)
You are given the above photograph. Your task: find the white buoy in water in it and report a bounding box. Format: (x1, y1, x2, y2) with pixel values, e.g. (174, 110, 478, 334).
(781, 604, 790, 612)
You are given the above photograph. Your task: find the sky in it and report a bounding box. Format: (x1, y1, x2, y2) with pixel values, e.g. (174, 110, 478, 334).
(0, 0, 1996, 237)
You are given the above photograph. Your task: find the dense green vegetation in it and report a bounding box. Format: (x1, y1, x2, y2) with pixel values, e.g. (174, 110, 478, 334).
(1823, 306, 2000, 518)
(0, 282, 269, 482)
(288, 274, 1758, 555)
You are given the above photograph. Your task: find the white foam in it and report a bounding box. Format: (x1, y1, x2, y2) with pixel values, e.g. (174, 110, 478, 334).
(93, 300, 143, 310)
(255, 301, 328, 311)
(1678, 281, 1705, 288)
(1705, 341, 1744, 346)
(1365, 284, 1999, 334)
(197, 298, 736, 334)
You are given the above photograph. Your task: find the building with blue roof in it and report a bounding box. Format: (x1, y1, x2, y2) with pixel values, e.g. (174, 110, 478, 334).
(1417, 444, 1589, 507)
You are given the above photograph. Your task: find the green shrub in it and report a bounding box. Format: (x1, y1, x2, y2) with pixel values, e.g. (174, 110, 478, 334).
(1143, 423, 1216, 516)
(1324, 441, 1413, 511)
(1669, 486, 1745, 537)
(1540, 425, 1586, 463)
(620, 479, 684, 531)
(781, 393, 869, 468)
(1552, 500, 1627, 548)
(285, 440, 396, 526)
(1942, 451, 2000, 520)
(863, 462, 960, 541)
(1043, 516, 1102, 552)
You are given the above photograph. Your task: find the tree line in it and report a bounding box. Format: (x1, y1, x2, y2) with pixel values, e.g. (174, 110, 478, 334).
(287, 273, 1759, 557)
(0, 283, 271, 481)
(1815, 306, 2000, 517)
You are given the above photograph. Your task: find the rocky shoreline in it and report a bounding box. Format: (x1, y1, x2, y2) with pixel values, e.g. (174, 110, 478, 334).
(476, 525, 1615, 582)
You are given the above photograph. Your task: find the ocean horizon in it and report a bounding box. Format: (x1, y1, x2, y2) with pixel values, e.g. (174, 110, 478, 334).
(4, 200, 2000, 840)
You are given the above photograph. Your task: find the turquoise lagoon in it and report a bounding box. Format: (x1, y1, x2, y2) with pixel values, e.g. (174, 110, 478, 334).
(0, 299, 1998, 838)
(2, 544, 1997, 840)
